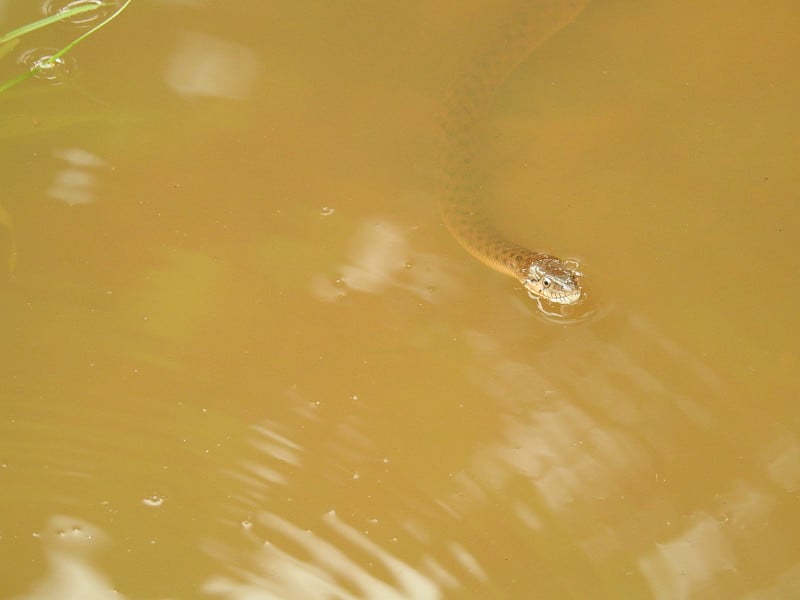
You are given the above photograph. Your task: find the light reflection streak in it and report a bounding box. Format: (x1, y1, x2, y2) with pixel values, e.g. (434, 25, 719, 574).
(164, 32, 260, 100)
(638, 516, 734, 600)
(200, 307, 794, 596)
(310, 218, 453, 303)
(222, 420, 301, 506)
(204, 413, 484, 597)
(47, 147, 107, 206)
(442, 328, 653, 516)
(431, 311, 787, 594)
(12, 515, 124, 600)
(203, 510, 443, 600)
(763, 434, 800, 492)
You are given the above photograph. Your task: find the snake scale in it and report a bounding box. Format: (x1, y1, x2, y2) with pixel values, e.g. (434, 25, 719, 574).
(440, 0, 589, 306)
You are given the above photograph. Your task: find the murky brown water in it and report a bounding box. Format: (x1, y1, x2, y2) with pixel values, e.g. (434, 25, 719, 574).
(1, 1, 799, 598)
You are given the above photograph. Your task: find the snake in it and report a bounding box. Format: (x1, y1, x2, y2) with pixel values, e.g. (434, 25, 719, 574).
(440, 0, 589, 306)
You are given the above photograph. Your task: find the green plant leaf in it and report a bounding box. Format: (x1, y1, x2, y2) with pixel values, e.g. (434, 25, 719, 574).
(0, 2, 103, 45)
(0, 0, 133, 95)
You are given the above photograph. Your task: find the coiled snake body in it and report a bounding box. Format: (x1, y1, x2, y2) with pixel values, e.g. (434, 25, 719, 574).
(440, 1, 588, 305)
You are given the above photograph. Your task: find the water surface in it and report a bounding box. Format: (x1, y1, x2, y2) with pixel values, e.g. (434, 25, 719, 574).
(1, 1, 798, 598)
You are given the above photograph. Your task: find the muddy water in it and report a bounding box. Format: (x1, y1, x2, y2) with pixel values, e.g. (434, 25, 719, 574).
(1, 1, 798, 598)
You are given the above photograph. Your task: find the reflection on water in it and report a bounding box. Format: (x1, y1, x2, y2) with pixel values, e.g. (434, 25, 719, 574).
(1, 1, 799, 598)
(204, 509, 442, 599)
(310, 218, 452, 303)
(16, 49, 75, 84)
(164, 32, 261, 100)
(41, 0, 125, 26)
(13, 516, 122, 600)
(183, 305, 798, 598)
(47, 147, 108, 205)
(639, 517, 734, 600)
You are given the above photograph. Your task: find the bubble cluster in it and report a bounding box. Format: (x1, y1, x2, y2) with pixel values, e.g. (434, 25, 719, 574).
(17, 48, 76, 84)
(42, 0, 123, 26)
(142, 494, 166, 507)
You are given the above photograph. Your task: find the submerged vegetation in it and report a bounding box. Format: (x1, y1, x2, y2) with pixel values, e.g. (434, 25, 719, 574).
(0, 1, 132, 275)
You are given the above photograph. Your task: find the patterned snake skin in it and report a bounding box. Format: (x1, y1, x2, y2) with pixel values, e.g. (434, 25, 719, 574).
(440, 1, 589, 305)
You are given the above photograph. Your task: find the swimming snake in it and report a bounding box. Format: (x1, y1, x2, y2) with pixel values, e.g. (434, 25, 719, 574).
(440, 0, 588, 306)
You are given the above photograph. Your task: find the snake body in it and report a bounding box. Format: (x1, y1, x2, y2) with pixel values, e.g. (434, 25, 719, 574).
(440, 1, 588, 305)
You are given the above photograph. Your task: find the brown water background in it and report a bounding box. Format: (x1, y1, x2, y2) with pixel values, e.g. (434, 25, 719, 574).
(1, 1, 799, 598)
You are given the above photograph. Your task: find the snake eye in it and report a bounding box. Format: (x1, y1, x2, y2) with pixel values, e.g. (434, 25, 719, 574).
(542, 278, 551, 287)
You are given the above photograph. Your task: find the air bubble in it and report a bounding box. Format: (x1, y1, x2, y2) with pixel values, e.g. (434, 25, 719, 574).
(142, 495, 166, 507)
(18, 48, 76, 84)
(42, 0, 122, 26)
(320, 206, 335, 216)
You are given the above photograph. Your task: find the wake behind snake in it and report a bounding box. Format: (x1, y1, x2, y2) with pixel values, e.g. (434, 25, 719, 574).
(440, 0, 589, 308)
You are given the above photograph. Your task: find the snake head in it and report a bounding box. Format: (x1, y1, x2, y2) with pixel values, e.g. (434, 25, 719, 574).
(522, 257, 582, 305)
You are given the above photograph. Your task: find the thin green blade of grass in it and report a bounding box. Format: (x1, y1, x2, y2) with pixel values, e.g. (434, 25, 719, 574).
(0, 70, 32, 94)
(0, 2, 103, 45)
(49, 0, 132, 62)
(0, 0, 133, 95)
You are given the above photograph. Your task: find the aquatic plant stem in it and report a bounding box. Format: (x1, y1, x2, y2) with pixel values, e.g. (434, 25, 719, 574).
(0, 0, 133, 94)
(0, 2, 102, 45)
